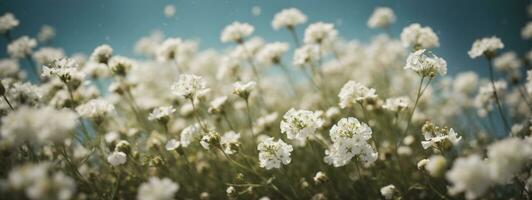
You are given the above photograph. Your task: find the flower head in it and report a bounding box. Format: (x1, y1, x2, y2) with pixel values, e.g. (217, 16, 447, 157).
(304, 22, 337, 44)
(107, 151, 127, 166)
(468, 36, 504, 59)
(171, 74, 208, 99)
(293, 44, 319, 66)
(272, 8, 307, 30)
(446, 154, 491, 199)
(367, 7, 396, 29)
(220, 21, 254, 43)
(233, 81, 256, 99)
(137, 177, 179, 200)
(90, 44, 113, 64)
(258, 137, 293, 170)
(400, 23, 439, 49)
(338, 81, 377, 108)
(7, 36, 37, 58)
(256, 42, 289, 65)
(0, 12, 19, 34)
(280, 108, 324, 141)
(404, 49, 447, 77)
(148, 106, 176, 122)
(382, 96, 410, 112)
(76, 99, 115, 119)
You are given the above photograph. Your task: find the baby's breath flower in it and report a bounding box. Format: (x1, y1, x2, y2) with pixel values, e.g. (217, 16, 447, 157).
(367, 7, 396, 29)
(293, 44, 319, 66)
(492, 51, 521, 74)
(487, 137, 532, 183)
(148, 106, 176, 122)
(37, 25, 55, 43)
(165, 139, 181, 151)
(221, 131, 240, 155)
(41, 58, 82, 83)
(380, 185, 396, 200)
(382, 96, 409, 112)
(232, 81, 256, 99)
(338, 81, 377, 108)
(76, 98, 115, 119)
(180, 123, 201, 147)
(280, 108, 324, 141)
(156, 37, 181, 62)
(137, 177, 179, 200)
(108, 56, 134, 76)
(220, 21, 254, 43)
(7, 36, 37, 58)
(90, 44, 113, 64)
(324, 117, 377, 167)
(400, 23, 439, 49)
(32, 47, 65, 66)
(209, 96, 228, 113)
(200, 131, 221, 150)
(171, 74, 208, 99)
(404, 49, 447, 77)
(425, 155, 447, 177)
(272, 8, 307, 30)
(107, 151, 127, 166)
(468, 36, 504, 59)
(164, 4, 176, 18)
(304, 22, 337, 44)
(421, 122, 461, 150)
(313, 171, 328, 184)
(256, 42, 289, 65)
(0, 12, 19, 34)
(446, 154, 491, 199)
(258, 137, 293, 170)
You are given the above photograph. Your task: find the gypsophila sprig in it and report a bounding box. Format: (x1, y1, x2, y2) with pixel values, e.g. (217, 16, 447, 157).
(0, 12, 19, 34)
(137, 177, 179, 200)
(400, 23, 439, 50)
(272, 8, 307, 30)
(258, 137, 293, 170)
(468, 36, 504, 59)
(404, 49, 447, 77)
(367, 7, 396, 29)
(338, 81, 378, 108)
(171, 74, 208, 99)
(221, 21, 254, 43)
(280, 108, 324, 142)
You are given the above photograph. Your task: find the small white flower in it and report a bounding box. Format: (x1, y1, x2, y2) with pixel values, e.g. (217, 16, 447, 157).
(180, 123, 201, 147)
(425, 155, 447, 177)
(137, 177, 179, 200)
(446, 154, 491, 199)
(108, 56, 134, 76)
(280, 108, 324, 141)
(293, 44, 319, 66)
(0, 12, 19, 34)
(404, 49, 447, 77)
(7, 36, 37, 58)
(272, 8, 307, 30)
(522, 22, 532, 40)
(338, 81, 377, 108)
(487, 137, 532, 184)
(148, 106, 176, 121)
(156, 37, 181, 62)
(37, 25, 55, 43)
(221, 131, 240, 155)
(304, 22, 337, 44)
(171, 74, 208, 99)
(209, 96, 228, 113)
(164, 4, 176, 18)
(76, 99, 115, 119)
(492, 51, 521, 73)
(256, 42, 289, 65)
(468, 36, 504, 59)
(367, 7, 396, 29)
(400, 23, 439, 49)
(165, 139, 181, 151)
(421, 123, 461, 149)
(258, 137, 293, 170)
(107, 151, 127, 166)
(382, 96, 410, 112)
(200, 131, 220, 150)
(233, 81, 256, 98)
(380, 184, 396, 200)
(90, 44, 113, 64)
(32, 47, 65, 66)
(220, 21, 254, 43)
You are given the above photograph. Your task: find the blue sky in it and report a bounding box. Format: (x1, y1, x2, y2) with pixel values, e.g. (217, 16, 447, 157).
(1, 0, 530, 77)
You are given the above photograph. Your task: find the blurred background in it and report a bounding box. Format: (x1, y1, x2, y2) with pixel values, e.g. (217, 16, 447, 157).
(0, 0, 530, 77)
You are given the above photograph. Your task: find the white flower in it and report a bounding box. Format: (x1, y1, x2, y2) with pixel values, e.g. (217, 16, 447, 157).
(180, 123, 201, 147)
(209, 96, 228, 113)
(304, 22, 337, 44)
(487, 137, 532, 183)
(421, 122, 461, 149)
(0, 59, 19, 77)
(468, 36, 504, 58)
(165, 139, 181, 151)
(0, 12, 19, 33)
(293, 44, 319, 66)
(522, 22, 532, 40)
(221, 131, 240, 155)
(41, 58, 82, 81)
(404, 49, 447, 77)
(258, 137, 293, 170)
(199, 131, 220, 150)
(446, 154, 492, 199)
(32, 47, 65, 66)
(527, 70, 532, 94)
(367, 7, 396, 29)
(473, 80, 507, 116)
(137, 177, 179, 200)
(220, 21, 254, 43)
(156, 38, 181, 62)
(8, 163, 76, 200)
(324, 117, 377, 167)
(400, 23, 439, 49)
(338, 81, 377, 108)
(76, 99, 115, 119)
(272, 8, 307, 30)
(256, 42, 289, 65)
(7, 36, 37, 58)
(164, 4, 176, 18)
(382, 96, 410, 112)
(232, 81, 256, 98)
(171, 74, 208, 99)
(280, 108, 324, 141)
(108, 56, 134, 76)
(492, 51, 521, 73)
(107, 151, 127, 166)
(148, 106, 176, 121)
(90, 44, 113, 64)
(453, 71, 479, 95)
(1, 106, 78, 146)
(417, 159, 429, 169)
(380, 184, 396, 200)
(425, 155, 447, 177)
(37, 25, 55, 42)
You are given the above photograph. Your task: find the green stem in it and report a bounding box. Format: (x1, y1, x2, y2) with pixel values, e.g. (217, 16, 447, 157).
(487, 59, 511, 133)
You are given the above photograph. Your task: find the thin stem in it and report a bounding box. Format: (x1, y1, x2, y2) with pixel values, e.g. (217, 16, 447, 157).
(245, 99, 255, 135)
(2, 94, 14, 111)
(288, 27, 301, 47)
(403, 76, 431, 136)
(222, 112, 235, 130)
(487, 59, 511, 133)
(278, 62, 298, 95)
(190, 98, 208, 131)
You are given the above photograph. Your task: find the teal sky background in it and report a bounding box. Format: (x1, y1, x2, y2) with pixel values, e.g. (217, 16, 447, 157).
(0, 0, 531, 77)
